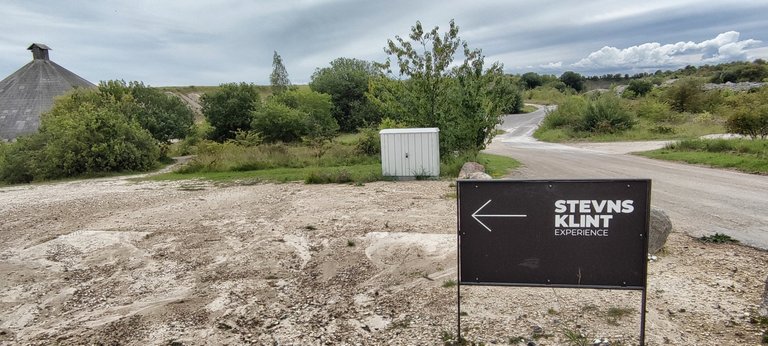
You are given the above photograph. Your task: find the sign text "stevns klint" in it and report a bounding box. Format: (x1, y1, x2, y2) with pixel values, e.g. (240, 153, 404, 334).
(554, 199, 634, 237)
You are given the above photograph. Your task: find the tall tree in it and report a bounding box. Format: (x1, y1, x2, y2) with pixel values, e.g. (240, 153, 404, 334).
(201, 83, 262, 141)
(310, 58, 379, 131)
(373, 19, 512, 155)
(270, 51, 291, 95)
(559, 71, 585, 92)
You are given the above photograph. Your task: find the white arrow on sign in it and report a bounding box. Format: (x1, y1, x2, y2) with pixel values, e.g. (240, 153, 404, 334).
(471, 199, 527, 232)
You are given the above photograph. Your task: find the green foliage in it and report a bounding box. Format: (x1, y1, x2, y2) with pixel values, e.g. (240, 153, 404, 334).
(559, 71, 585, 92)
(355, 127, 381, 156)
(310, 57, 380, 131)
(526, 85, 570, 104)
(521, 72, 543, 89)
(722, 87, 768, 139)
(639, 139, 768, 174)
(541, 96, 587, 129)
(578, 93, 634, 133)
(252, 89, 339, 143)
(374, 19, 511, 156)
(99, 80, 194, 142)
(305, 169, 353, 184)
(726, 107, 768, 139)
(272, 89, 340, 142)
(251, 101, 307, 143)
(664, 78, 705, 113)
(626, 79, 653, 97)
(484, 74, 524, 114)
(201, 82, 262, 141)
(270, 51, 292, 95)
(0, 95, 159, 184)
(539, 93, 634, 134)
(635, 98, 680, 123)
(700, 233, 739, 243)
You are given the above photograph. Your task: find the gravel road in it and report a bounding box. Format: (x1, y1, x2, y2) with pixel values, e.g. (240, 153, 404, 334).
(487, 106, 768, 250)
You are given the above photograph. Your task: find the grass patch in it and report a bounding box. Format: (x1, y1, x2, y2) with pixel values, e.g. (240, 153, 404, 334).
(535, 117, 725, 142)
(441, 152, 520, 178)
(519, 104, 538, 113)
(700, 233, 739, 244)
(150, 163, 382, 184)
(478, 153, 521, 178)
(442, 279, 457, 288)
(637, 139, 768, 174)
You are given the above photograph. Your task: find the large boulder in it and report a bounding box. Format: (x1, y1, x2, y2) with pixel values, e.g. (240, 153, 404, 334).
(458, 162, 490, 180)
(648, 207, 673, 254)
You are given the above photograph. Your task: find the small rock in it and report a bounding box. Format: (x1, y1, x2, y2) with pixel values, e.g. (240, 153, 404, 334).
(458, 162, 486, 179)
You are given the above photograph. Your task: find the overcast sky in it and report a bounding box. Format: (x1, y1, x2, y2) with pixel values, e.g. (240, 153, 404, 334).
(2, 0, 767, 86)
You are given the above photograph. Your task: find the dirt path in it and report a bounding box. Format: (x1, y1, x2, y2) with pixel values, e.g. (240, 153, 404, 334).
(0, 175, 766, 345)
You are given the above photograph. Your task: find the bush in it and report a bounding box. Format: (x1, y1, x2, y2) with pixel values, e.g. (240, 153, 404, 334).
(626, 79, 653, 97)
(540, 96, 586, 129)
(355, 128, 381, 155)
(1, 102, 159, 183)
(578, 93, 634, 133)
(251, 101, 308, 143)
(635, 99, 681, 123)
(252, 89, 339, 143)
(201, 83, 262, 141)
(726, 106, 768, 139)
(664, 78, 705, 113)
(99, 80, 195, 143)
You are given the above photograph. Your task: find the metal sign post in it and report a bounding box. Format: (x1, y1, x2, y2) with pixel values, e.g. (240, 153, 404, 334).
(456, 179, 651, 345)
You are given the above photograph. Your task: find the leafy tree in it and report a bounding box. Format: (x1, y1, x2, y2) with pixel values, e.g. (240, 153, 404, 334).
(252, 89, 338, 143)
(374, 19, 508, 155)
(723, 86, 768, 139)
(520, 72, 543, 89)
(251, 101, 307, 143)
(559, 71, 585, 92)
(272, 89, 339, 142)
(201, 83, 262, 141)
(270, 51, 292, 95)
(98, 80, 194, 143)
(484, 73, 524, 114)
(310, 58, 379, 131)
(626, 79, 653, 97)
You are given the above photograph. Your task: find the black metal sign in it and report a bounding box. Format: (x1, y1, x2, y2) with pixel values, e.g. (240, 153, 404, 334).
(458, 179, 650, 289)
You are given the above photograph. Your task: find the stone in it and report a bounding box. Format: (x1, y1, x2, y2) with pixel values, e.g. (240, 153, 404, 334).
(466, 172, 492, 180)
(458, 162, 486, 179)
(649, 207, 673, 254)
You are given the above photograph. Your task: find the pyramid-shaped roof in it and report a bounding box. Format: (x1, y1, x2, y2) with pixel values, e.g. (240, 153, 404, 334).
(0, 43, 95, 141)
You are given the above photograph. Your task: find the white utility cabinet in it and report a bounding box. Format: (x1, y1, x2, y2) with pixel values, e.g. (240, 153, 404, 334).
(379, 127, 440, 178)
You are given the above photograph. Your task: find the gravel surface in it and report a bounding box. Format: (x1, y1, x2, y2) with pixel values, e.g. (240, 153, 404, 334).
(1, 174, 767, 345)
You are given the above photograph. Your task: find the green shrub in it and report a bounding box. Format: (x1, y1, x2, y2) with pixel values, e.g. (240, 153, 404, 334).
(636, 99, 681, 123)
(540, 96, 586, 129)
(578, 93, 634, 133)
(251, 101, 308, 142)
(1, 103, 159, 183)
(201, 82, 262, 141)
(355, 128, 380, 155)
(726, 106, 768, 139)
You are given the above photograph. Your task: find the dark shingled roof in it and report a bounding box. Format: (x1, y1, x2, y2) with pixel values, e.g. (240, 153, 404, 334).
(0, 44, 95, 141)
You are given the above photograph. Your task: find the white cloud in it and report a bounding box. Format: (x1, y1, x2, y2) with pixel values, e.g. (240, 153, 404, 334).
(572, 31, 763, 71)
(539, 61, 563, 69)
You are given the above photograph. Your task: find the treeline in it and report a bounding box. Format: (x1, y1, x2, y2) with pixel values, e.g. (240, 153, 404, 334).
(1, 19, 524, 184)
(192, 20, 523, 159)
